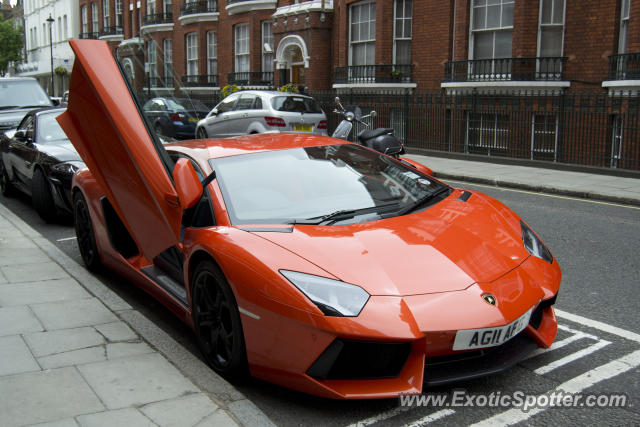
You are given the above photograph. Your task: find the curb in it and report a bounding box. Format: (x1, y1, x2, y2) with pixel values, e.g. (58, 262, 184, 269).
(0, 202, 275, 427)
(432, 172, 640, 208)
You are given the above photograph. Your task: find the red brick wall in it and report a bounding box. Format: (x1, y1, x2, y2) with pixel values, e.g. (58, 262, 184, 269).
(412, 0, 453, 89)
(626, 0, 640, 51)
(512, 0, 539, 58)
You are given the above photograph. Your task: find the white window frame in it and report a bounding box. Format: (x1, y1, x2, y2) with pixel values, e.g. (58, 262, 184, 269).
(102, 0, 110, 28)
(186, 32, 198, 76)
(163, 38, 173, 81)
(57, 17, 62, 40)
(348, 0, 376, 67)
(163, 0, 172, 14)
(207, 30, 217, 77)
(64, 15, 68, 39)
(469, 0, 514, 78)
(393, 0, 412, 66)
(81, 6, 88, 34)
(619, 0, 631, 53)
(147, 0, 156, 15)
(147, 39, 157, 79)
(234, 23, 250, 73)
(530, 113, 558, 161)
(115, 0, 123, 27)
(466, 112, 509, 151)
(611, 115, 624, 168)
(91, 3, 98, 33)
(262, 21, 273, 74)
(536, 0, 565, 77)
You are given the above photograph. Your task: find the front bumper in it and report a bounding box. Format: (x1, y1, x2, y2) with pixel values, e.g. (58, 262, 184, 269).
(244, 255, 561, 399)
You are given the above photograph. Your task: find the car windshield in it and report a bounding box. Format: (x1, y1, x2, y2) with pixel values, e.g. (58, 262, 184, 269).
(271, 96, 323, 113)
(211, 144, 448, 225)
(0, 80, 52, 108)
(37, 111, 68, 142)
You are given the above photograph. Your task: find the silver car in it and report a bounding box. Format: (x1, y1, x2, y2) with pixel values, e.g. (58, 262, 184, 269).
(195, 90, 327, 138)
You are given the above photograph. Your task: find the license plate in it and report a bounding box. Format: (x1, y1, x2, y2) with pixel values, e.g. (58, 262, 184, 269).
(452, 307, 533, 351)
(188, 117, 200, 123)
(293, 124, 312, 132)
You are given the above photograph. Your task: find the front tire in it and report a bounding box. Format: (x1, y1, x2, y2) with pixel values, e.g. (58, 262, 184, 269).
(74, 191, 101, 271)
(192, 260, 248, 381)
(0, 160, 16, 197)
(32, 168, 57, 222)
(196, 127, 208, 139)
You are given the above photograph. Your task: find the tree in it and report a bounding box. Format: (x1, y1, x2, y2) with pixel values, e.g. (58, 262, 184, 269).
(0, 19, 24, 77)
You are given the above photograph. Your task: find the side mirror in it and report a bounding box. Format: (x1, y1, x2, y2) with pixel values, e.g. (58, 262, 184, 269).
(14, 130, 27, 141)
(210, 108, 218, 116)
(51, 98, 60, 106)
(173, 158, 203, 210)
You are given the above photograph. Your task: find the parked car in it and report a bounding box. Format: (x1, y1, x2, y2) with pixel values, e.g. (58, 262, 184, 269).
(0, 77, 53, 132)
(59, 40, 562, 399)
(195, 90, 328, 138)
(0, 107, 84, 221)
(142, 97, 209, 140)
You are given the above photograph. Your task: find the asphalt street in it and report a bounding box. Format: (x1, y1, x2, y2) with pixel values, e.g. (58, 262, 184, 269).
(1, 180, 638, 426)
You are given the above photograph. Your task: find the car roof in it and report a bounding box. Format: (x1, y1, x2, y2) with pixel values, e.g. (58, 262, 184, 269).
(231, 90, 313, 99)
(165, 133, 349, 163)
(0, 76, 39, 82)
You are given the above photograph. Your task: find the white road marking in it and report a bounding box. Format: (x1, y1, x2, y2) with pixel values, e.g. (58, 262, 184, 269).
(556, 309, 640, 343)
(56, 236, 77, 242)
(470, 349, 640, 426)
(346, 407, 413, 427)
(402, 409, 456, 427)
(534, 339, 611, 375)
(523, 331, 590, 361)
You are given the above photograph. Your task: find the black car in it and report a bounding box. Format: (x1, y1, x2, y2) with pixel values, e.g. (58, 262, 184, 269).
(0, 108, 84, 221)
(0, 77, 53, 132)
(142, 97, 209, 140)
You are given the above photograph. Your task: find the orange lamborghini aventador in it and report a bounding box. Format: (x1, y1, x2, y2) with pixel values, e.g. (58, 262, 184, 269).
(58, 40, 561, 399)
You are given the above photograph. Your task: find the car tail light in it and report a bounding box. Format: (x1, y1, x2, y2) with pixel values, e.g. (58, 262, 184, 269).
(264, 116, 286, 127)
(317, 120, 327, 130)
(170, 113, 186, 121)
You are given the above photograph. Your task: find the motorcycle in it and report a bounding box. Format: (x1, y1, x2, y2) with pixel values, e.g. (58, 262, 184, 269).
(331, 97, 433, 175)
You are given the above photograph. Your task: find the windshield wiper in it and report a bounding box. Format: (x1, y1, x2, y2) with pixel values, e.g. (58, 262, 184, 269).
(293, 202, 400, 225)
(393, 186, 451, 216)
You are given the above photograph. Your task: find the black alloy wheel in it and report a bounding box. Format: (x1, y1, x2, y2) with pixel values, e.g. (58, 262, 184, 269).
(192, 261, 247, 381)
(32, 168, 57, 222)
(0, 160, 16, 197)
(73, 192, 101, 271)
(196, 127, 207, 139)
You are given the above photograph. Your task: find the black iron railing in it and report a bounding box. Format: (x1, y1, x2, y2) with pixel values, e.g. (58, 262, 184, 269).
(227, 72, 273, 86)
(444, 57, 567, 82)
(181, 74, 219, 87)
(334, 65, 413, 84)
(142, 13, 173, 25)
(99, 26, 124, 37)
(608, 52, 640, 80)
(180, 0, 217, 15)
(79, 32, 99, 39)
(144, 77, 175, 88)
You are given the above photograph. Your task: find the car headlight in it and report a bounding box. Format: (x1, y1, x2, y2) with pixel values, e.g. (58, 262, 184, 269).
(521, 221, 553, 263)
(51, 161, 85, 175)
(280, 270, 370, 317)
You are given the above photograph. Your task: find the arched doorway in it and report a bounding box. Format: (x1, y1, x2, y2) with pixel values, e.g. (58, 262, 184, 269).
(275, 35, 310, 87)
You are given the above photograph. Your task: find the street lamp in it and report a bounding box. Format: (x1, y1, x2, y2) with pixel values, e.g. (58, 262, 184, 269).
(46, 14, 55, 96)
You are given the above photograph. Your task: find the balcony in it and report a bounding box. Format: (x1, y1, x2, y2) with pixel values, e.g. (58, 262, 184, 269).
(98, 26, 124, 41)
(227, 72, 273, 87)
(144, 77, 174, 88)
(226, 0, 276, 15)
(442, 57, 569, 94)
(603, 52, 640, 94)
(181, 74, 219, 88)
(179, 1, 219, 25)
(332, 65, 416, 92)
(79, 32, 99, 39)
(141, 13, 174, 33)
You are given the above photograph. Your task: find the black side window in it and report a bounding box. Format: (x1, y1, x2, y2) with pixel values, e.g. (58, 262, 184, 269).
(216, 95, 237, 113)
(236, 95, 256, 110)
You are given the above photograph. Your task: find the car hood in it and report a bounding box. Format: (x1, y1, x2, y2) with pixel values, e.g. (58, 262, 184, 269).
(0, 109, 33, 130)
(249, 191, 529, 296)
(39, 140, 82, 163)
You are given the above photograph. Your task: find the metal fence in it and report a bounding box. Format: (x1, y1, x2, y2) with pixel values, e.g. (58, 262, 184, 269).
(310, 90, 640, 171)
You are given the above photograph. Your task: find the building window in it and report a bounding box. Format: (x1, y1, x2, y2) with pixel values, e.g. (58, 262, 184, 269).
(466, 112, 509, 153)
(349, 0, 376, 67)
(164, 0, 172, 14)
(531, 114, 558, 161)
(91, 3, 98, 32)
(393, 0, 412, 66)
(64, 15, 68, 39)
(234, 23, 250, 73)
(619, 0, 630, 53)
(80, 3, 87, 34)
(163, 38, 173, 80)
(57, 17, 62, 40)
(186, 32, 198, 76)
(207, 31, 217, 79)
(102, 0, 110, 27)
(147, 39, 157, 82)
(470, 0, 513, 76)
(42, 23, 46, 45)
(115, 0, 123, 27)
(148, 0, 156, 15)
(611, 115, 624, 168)
(261, 21, 273, 74)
